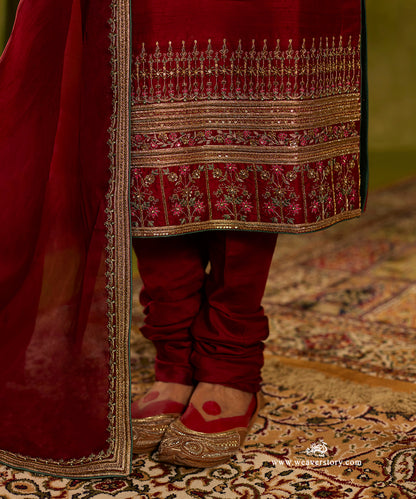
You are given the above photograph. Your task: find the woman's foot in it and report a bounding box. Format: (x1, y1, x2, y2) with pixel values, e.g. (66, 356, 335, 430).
(132, 381, 194, 419)
(131, 382, 193, 454)
(155, 383, 263, 467)
(180, 382, 255, 432)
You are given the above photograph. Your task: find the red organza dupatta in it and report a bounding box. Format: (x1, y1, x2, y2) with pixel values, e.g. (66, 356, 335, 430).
(0, 0, 131, 477)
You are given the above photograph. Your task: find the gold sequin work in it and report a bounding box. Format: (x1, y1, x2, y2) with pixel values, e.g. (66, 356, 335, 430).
(130, 37, 364, 236)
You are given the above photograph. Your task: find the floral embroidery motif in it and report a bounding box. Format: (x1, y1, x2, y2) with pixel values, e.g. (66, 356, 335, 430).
(257, 165, 302, 224)
(334, 154, 360, 212)
(130, 156, 361, 234)
(133, 37, 361, 104)
(131, 123, 359, 153)
(130, 169, 161, 227)
(306, 161, 335, 221)
(209, 164, 254, 222)
(165, 165, 206, 224)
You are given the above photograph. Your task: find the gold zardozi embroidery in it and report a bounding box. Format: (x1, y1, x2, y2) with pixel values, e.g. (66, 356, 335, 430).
(132, 95, 361, 132)
(133, 36, 361, 103)
(130, 36, 363, 237)
(132, 137, 360, 168)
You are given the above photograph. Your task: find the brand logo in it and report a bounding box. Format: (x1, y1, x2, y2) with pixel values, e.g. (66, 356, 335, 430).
(304, 439, 329, 458)
(271, 438, 362, 467)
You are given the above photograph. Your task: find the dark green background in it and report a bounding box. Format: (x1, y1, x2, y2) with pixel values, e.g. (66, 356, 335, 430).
(1, 0, 415, 189)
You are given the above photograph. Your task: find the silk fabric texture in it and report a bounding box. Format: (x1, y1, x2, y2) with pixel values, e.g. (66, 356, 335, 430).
(134, 232, 278, 393)
(0, 0, 366, 478)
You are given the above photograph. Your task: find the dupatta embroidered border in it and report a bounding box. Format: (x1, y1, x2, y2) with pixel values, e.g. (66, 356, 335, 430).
(0, 0, 132, 478)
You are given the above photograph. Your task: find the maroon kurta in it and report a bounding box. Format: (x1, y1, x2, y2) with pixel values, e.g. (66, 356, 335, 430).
(130, 0, 366, 236)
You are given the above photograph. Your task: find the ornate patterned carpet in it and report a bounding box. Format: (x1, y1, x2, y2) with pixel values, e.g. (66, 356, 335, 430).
(1, 177, 416, 498)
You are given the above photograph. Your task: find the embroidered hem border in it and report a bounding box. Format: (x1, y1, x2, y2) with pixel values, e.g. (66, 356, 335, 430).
(131, 209, 362, 237)
(130, 95, 362, 235)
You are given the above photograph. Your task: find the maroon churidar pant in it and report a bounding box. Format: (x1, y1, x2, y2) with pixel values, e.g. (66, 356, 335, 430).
(133, 232, 277, 393)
